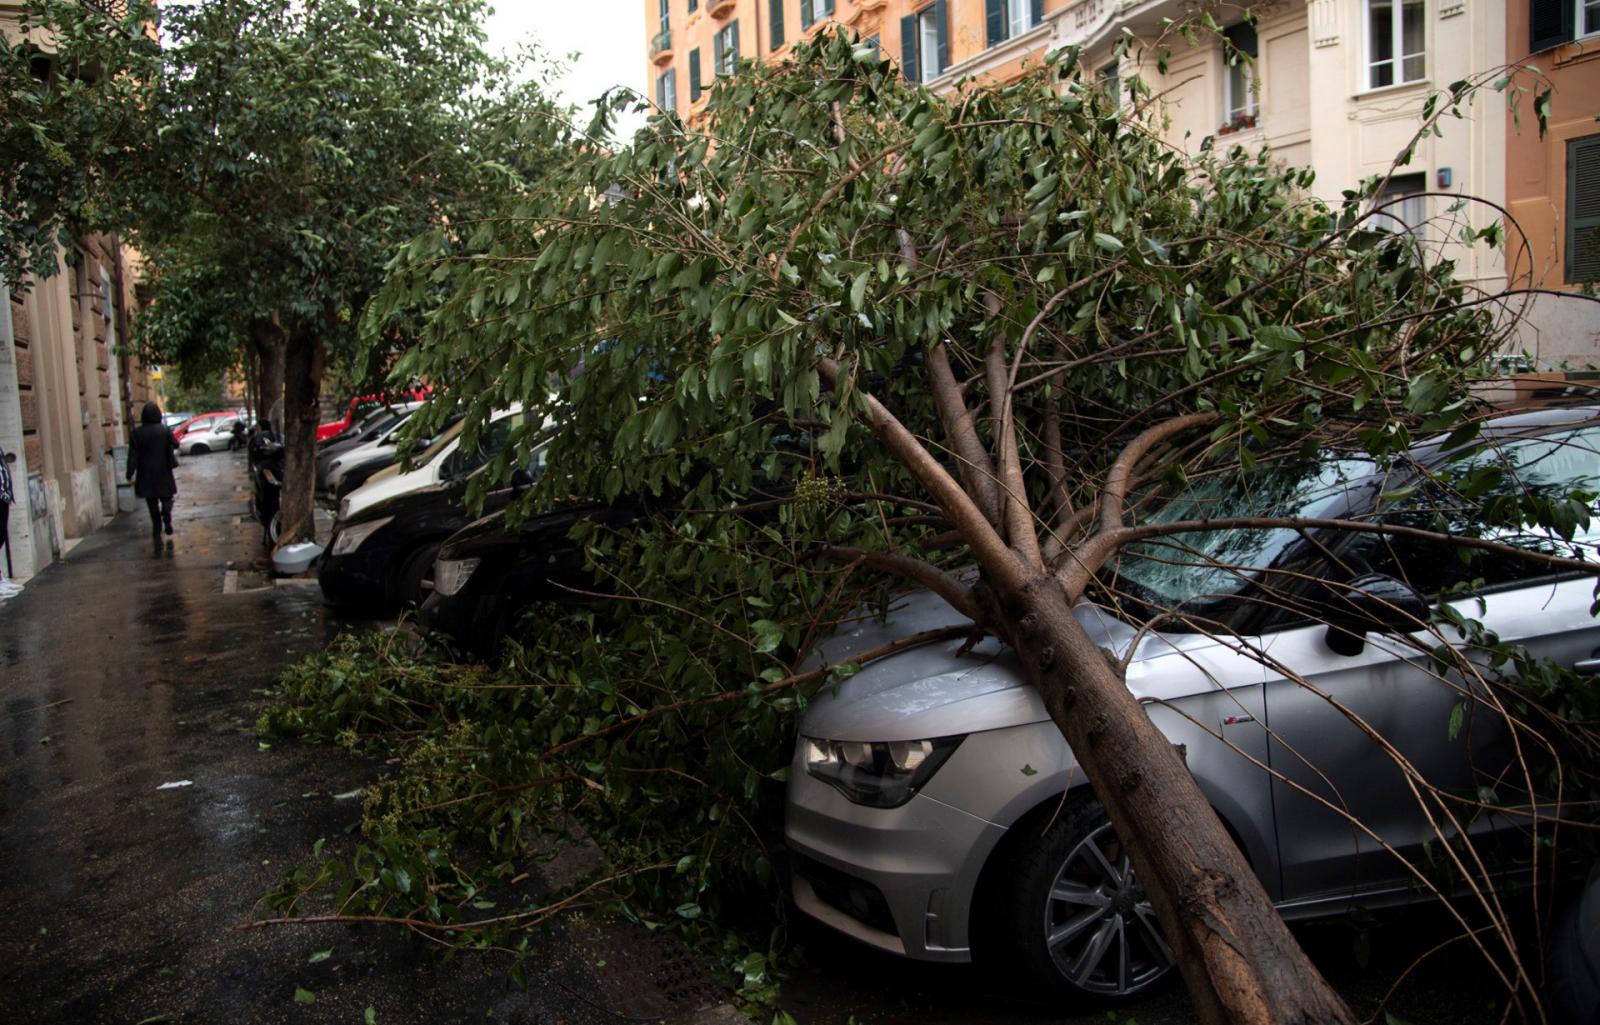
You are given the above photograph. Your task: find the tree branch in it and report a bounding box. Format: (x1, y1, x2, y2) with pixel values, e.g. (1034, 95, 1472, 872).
(815, 545, 982, 622)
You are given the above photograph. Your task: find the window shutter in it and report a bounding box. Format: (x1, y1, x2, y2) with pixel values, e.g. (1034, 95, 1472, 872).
(665, 68, 676, 111)
(730, 20, 740, 65)
(899, 13, 919, 82)
(801, 0, 814, 29)
(689, 48, 702, 100)
(825, 0, 835, 14)
(1529, 0, 1574, 52)
(1567, 134, 1600, 284)
(713, 31, 723, 74)
(986, 0, 1007, 47)
(1029, 0, 1043, 23)
(771, 0, 785, 47)
(933, 0, 950, 75)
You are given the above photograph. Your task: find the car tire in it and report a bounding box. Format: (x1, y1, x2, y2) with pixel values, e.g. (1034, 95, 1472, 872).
(988, 794, 1175, 1004)
(192, 443, 210, 455)
(395, 542, 441, 611)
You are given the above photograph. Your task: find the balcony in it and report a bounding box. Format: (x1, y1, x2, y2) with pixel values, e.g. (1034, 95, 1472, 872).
(651, 27, 674, 65)
(708, 0, 736, 19)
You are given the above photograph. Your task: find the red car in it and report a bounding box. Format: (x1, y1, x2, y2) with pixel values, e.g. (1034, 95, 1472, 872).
(316, 389, 428, 442)
(174, 410, 247, 440)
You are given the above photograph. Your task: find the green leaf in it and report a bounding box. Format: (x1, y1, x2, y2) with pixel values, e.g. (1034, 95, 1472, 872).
(675, 902, 703, 919)
(1092, 232, 1124, 252)
(308, 949, 332, 964)
(293, 988, 315, 1005)
(365, 1008, 378, 1025)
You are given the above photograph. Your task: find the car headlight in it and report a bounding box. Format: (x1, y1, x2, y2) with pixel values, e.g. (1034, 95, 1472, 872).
(802, 735, 965, 808)
(329, 515, 393, 557)
(432, 557, 481, 597)
(337, 497, 351, 522)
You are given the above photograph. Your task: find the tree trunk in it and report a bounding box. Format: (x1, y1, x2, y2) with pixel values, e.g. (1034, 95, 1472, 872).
(251, 318, 286, 430)
(994, 573, 1355, 1025)
(278, 328, 323, 546)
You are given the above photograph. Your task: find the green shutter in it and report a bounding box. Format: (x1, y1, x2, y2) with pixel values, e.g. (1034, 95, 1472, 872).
(771, 0, 785, 47)
(986, 0, 1006, 47)
(730, 20, 740, 69)
(1029, 0, 1043, 23)
(1530, 0, 1574, 52)
(933, 0, 949, 75)
(1568, 134, 1600, 284)
(801, 0, 813, 29)
(899, 13, 919, 82)
(689, 48, 701, 100)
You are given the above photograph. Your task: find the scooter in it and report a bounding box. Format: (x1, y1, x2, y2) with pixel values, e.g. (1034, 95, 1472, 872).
(248, 427, 284, 546)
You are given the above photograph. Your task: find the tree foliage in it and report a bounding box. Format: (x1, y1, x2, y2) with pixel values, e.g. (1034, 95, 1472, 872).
(250, 32, 1600, 1024)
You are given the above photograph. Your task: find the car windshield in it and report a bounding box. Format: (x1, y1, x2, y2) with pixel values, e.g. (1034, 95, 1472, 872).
(1109, 455, 1375, 610)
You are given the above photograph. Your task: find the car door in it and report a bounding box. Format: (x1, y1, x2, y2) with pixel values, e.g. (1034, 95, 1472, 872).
(1264, 424, 1600, 910)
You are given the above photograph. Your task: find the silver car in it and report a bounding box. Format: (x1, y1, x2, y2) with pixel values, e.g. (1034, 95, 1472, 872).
(785, 406, 1600, 1001)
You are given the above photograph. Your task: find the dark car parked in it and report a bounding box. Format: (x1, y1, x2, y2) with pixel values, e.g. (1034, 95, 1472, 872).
(315, 405, 417, 490)
(319, 445, 549, 616)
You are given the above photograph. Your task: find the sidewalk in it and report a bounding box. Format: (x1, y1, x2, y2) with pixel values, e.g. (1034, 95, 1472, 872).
(0, 451, 730, 1024)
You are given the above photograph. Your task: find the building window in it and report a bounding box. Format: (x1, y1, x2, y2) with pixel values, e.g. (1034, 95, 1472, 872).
(1567, 134, 1600, 284)
(1223, 22, 1258, 124)
(900, 2, 949, 84)
(689, 48, 703, 101)
(771, 0, 785, 48)
(1370, 172, 1428, 237)
(714, 20, 740, 76)
(1099, 60, 1120, 108)
(659, 0, 671, 32)
(1532, 0, 1588, 50)
(1365, 0, 1424, 89)
(656, 68, 677, 112)
(688, 0, 698, 11)
(985, 0, 1043, 45)
(801, 0, 835, 30)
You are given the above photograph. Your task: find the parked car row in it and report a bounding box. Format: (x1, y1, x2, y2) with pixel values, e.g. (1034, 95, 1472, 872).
(306, 400, 1600, 1007)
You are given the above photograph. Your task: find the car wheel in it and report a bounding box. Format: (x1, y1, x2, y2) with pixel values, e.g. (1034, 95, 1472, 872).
(192, 443, 210, 455)
(991, 795, 1175, 1003)
(266, 511, 281, 547)
(396, 542, 441, 610)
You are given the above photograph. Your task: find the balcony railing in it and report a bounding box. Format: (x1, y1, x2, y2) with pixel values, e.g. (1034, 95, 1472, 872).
(651, 27, 673, 63)
(79, 0, 130, 17)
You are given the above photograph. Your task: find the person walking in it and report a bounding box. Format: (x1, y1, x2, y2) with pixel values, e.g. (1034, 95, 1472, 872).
(0, 439, 19, 598)
(128, 401, 179, 541)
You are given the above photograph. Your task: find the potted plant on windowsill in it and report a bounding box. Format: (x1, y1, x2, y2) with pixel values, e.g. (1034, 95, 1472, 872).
(1217, 113, 1259, 135)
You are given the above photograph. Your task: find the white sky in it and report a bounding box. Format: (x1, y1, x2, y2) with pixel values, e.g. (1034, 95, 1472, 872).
(484, 2, 650, 142)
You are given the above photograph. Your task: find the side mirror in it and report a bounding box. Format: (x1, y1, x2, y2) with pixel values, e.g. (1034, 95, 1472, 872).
(1323, 574, 1430, 657)
(510, 467, 534, 493)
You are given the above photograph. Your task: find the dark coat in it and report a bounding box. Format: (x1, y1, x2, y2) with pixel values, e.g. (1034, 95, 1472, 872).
(127, 422, 178, 499)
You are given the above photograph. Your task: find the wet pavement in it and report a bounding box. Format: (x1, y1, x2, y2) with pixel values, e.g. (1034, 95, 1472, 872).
(0, 451, 1529, 1025)
(0, 452, 725, 1025)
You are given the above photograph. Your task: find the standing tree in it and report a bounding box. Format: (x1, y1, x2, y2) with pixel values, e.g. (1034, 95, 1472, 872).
(3, 0, 570, 543)
(368, 35, 1595, 1024)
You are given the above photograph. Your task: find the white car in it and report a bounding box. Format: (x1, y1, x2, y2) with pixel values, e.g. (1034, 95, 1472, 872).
(338, 406, 524, 525)
(178, 416, 242, 455)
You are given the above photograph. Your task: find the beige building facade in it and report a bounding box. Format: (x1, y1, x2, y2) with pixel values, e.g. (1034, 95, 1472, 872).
(2, 4, 160, 582)
(646, 0, 1596, 363)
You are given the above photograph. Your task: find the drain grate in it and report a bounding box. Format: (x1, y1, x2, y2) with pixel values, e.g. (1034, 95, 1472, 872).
(558, 914, 729, 1020)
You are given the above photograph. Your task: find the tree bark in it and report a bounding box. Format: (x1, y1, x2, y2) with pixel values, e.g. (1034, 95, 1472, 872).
(278, 327, 323, 546)
(251, 318, 286, 429)
(992, 574, 1355, 1025)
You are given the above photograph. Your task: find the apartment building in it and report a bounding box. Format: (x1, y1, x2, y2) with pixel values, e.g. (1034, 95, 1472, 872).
(1504, 0, 1600, 365)
(2, 3, 160, 581)
(647, 0, 1600, 363)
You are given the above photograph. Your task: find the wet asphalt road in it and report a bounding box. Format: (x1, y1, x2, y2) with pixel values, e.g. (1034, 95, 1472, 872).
(0, 453, 722, 1025)
(0, 451, 1530, 1025)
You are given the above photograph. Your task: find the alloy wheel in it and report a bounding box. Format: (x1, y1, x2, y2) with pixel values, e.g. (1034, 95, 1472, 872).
(1042, 820, 1174, 996)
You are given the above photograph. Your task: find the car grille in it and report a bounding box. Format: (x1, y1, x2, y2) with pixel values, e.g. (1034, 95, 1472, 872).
(793, 854, 898, 936)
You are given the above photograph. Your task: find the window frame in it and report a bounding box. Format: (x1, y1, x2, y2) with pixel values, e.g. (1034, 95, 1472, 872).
(1582, 0, 1600, 37)
(1363, 0, 1426, 91)
(656, 68, 677, 113)
(714, 20, 740, 76)
(1222, 22, 1259, 124)
(916, 5, 941, 83)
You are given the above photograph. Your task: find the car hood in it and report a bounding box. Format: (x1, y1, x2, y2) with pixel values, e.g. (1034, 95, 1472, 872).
(798, 588, 1239, 743)
(342, 461, 441, 521)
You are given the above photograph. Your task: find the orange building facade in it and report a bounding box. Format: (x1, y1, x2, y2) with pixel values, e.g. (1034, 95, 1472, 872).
(1505, 0, 1600, 364)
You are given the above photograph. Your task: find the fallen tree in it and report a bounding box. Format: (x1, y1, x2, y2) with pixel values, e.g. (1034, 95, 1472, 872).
(269, 31, 1600, 1024)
